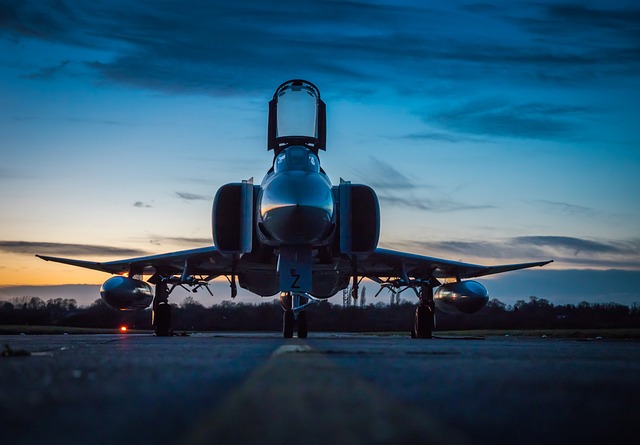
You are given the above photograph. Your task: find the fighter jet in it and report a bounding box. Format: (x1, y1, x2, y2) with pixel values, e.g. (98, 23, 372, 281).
(38, 79, 552, 338)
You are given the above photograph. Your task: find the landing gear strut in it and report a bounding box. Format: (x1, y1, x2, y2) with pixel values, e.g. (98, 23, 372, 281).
(152, 281, 172, 337)
(283, 310, 294, 338)
(297, 310, 308, 339)
(413, 284, 435, 339)
(280, 292, 308, 339)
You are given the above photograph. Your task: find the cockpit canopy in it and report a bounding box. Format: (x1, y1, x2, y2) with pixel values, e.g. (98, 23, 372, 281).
(273, 146, 320, 174)
(268, 79, 326, 155)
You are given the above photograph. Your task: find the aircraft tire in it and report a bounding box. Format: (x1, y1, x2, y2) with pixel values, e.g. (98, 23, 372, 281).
(154, 302, 172, 337)
(283, 311, 294, 338)
(414, 305, 433, 339)
(297, 311, 308, 338)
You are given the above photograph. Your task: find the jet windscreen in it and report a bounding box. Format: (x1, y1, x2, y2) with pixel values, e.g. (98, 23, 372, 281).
(274, 146, 320, 173)
(276, 82, 319, 139)
(268, 79, 326, 154)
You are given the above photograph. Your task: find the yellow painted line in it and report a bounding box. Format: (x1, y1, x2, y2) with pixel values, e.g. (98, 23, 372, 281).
(187, 341, 468, 445)
(271, 343, 313, 355)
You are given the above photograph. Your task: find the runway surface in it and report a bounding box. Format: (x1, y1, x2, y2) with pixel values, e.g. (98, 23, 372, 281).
(1, 333, 638, 445)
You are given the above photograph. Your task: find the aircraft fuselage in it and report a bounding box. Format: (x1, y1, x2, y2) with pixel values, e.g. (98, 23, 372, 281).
(257, 146, 335, 247)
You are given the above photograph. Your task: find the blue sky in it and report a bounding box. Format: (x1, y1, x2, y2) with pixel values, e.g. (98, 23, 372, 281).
(0, 0, 639, 305)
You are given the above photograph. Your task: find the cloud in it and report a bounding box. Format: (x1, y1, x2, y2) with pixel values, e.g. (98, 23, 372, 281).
(2, 1, 638, 98)
(532, 200, 595, 216)
(152, 236, 212, 246)
(386, 235, 640, 270)
(0, 167, 22, 180)
(133, 201, 152, 208)
(71, 1, 431, 95)
(387, 239, 517, 260)
(377, 194, 494, 213)
(504, 4, 640, 82)
(134, 234, 211, 247)
(399, 132, 481, 143)
(20, 60, 70, 80)
(0, 241, 148, 257)
(427, 99, 592, 139)
(512, 236, 639, 257)
(357, 157, 494, 213)
(0, 0, 76, 42)
(64, 117, 126, 126)
(513, 4, 640, 44)
(176, 191, 208, 201)
(355, 157, 419, 191)
(11, 115, 39, 122)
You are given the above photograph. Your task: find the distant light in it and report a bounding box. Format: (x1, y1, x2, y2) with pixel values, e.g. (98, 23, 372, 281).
(120, 326, 128, 332)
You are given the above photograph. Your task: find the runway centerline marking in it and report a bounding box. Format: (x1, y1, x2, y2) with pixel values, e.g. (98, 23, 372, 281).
(272, 343, 313, 355)
(187, 341, 468, 445)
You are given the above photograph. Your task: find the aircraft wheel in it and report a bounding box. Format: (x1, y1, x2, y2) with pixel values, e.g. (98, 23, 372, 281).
(283, 311, 294, 338)
(297, 311, 308, 338)
(414, 305, 433, 339)
(154, 302, 172, 337)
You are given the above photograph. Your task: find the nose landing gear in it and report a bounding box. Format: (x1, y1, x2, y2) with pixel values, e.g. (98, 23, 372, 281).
(280, 292, 311, 338)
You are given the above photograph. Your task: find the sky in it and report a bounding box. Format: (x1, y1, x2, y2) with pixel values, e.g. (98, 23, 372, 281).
(0, 0, 639, 306)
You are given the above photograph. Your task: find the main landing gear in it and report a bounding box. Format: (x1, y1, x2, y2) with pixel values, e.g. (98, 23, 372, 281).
(280, 292, 309, 338)
(413, 284, 435, 339)
(152, 281, 172, 337)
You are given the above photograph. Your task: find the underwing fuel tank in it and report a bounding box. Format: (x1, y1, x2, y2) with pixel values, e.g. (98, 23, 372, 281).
(100, 276, 153, 310)
(434, 281, 489, 314)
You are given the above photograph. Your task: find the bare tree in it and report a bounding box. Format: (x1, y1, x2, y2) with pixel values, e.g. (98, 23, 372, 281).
(359, 286, 366, 307)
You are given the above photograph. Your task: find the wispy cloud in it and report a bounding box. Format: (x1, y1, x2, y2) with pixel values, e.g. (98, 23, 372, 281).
(532, 200, 595, 216)
(513, 4, 640, 45)
(11, 115, 39, 122)
(0, 168, 22, 180)
(399, 132, 481, 143)
(133, 201, 152, 208)
(355, 157, 419, 191)
(176, 191, 209, 201)
(64, 117, 126, 126)
(153, 236, 211, 246)
(0, 241, 147, 257)
(427, 99, 592, 139)
(386, 235, 640, 269)
(2, 1, 637, 97)
(9, 115, 124, 126)
(377, 194, 495, 213)
(135, 235, 211, 247)
(357, 157, 494, 213)
(20, 60, 70, 80)
(513, 236, 639, 258)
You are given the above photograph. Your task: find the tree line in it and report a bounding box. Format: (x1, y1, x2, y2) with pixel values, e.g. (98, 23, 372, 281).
(1, 295, 639, 332)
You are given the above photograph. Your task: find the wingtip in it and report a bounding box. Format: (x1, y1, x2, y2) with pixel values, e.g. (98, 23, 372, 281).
(539, 260, 554, 267)
(35, 254, 58, 262)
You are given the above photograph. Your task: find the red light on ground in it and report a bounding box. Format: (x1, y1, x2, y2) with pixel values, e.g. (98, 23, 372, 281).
(120, 326, 128, 332)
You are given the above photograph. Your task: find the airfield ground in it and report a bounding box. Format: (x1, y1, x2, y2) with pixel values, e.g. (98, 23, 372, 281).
(1, 332, 638, 445)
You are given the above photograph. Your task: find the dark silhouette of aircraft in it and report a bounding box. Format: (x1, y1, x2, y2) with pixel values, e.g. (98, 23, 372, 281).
(38, 79, 551, 338)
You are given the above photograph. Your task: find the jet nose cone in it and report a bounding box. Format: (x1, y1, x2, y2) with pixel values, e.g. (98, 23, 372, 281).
(260, 172, 334, 245)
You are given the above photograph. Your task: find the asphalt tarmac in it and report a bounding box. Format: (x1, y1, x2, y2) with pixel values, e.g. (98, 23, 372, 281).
(1, 333, 638, 445)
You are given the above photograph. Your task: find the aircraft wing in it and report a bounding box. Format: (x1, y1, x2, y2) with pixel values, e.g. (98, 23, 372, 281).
(36, 246, 234, 278)
(357, 248, 552, 282)
(37, 245, 552, 288)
